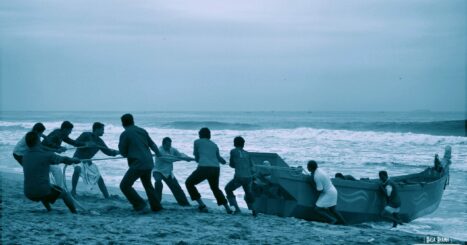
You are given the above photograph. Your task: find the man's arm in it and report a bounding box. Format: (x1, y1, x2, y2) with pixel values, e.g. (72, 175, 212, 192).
(229, 150, 235, 168)
(216, 149, 226, 165)
(63, 136, 86, 147)
(118, 133, 129, 157)
(42, 132, 63, 151)
(173, 148, 194, 161)
(378, 184, 388, 206)
(97, 138, 119, 156)
(150, 142, 161, 157)
(50, 153, 81, 165)
(61, 156, 81, 165)
(193, 141, 199, 162)
(146, 131, 161, 157)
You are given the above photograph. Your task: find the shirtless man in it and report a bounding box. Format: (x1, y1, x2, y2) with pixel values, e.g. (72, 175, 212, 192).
(42, 121, 86, 187)
(71, 122, 119, 198)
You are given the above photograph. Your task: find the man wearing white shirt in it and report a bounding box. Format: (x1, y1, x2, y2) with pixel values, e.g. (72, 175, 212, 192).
(13, 123, 47, 165)
(308, 160, 346, 225)
(153, 137, 194, 206)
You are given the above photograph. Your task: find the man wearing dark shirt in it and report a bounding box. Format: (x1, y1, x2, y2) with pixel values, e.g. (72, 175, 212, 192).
(379, 170, 403, 227)
(71, 122, 119, 198)
(225, 136, 255, 215)
(42, 121, 86, 187)
(42, 121, 86, 151)
(23, 132, 80, 213)
(118, 114, 162, 212)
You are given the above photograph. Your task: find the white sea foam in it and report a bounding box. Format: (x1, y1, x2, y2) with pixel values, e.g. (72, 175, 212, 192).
(0, 121, 36, 128)
(1, 122, 466, 171)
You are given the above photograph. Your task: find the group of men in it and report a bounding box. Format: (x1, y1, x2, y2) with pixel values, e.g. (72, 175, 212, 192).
(13, 114, 257, 216)
(13, 113, 403, 227)
(14, 120, 119, 213)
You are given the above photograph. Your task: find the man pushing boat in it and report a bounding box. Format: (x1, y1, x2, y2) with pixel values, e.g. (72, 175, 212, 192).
(307, 160, 347, 225)
(379, 170, 403, 228)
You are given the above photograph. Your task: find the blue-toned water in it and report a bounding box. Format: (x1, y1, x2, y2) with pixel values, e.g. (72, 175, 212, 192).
(0, 111, 466, 240)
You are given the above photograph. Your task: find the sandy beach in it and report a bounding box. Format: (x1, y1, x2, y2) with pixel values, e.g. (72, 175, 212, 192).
(2, 171, 460, 245)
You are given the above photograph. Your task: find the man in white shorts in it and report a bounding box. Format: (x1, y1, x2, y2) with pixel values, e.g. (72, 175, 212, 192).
(71, 122, 119, 198)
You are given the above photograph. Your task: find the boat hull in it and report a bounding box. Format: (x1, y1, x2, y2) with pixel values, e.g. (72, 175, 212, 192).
(250, 152, 449, 224)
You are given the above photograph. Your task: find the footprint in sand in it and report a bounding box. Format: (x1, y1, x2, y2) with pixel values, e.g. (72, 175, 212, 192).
(108, 194, 122, 200)
(103, 205, 119, 212)
(386, 237, 402, 243)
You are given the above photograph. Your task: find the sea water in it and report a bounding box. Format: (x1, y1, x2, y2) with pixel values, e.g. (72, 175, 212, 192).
(1, 111, 466, 240)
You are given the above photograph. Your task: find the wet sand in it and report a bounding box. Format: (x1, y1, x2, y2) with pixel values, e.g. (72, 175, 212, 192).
(1, 171, 462, 245)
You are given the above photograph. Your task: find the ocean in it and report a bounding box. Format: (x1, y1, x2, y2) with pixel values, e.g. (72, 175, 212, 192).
(1, 111, 466, 240)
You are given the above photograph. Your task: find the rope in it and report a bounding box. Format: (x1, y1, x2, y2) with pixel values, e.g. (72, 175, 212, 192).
(80, 156, 127, 162)
(65, 146, 89, 150)
(58, 154, 184, 213)
(78, 155, 186, 163)
(66, 143, 112, 151)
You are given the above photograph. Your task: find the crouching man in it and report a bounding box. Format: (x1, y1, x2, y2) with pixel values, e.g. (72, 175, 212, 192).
(23, 132, 81, 213)
(379, 170, 403, 227)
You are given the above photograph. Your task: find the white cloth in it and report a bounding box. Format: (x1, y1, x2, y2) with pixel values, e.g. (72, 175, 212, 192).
(49, 165, 64, 187)
(313, 168, 338, 208)
(385, 185, 393, 197)
(384, 205, 400, 213)
(80, 162, 101, 186)
(13, 136, 28, 156)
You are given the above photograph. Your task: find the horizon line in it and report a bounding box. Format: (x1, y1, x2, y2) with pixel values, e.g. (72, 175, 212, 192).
(1, 109, 466, 114)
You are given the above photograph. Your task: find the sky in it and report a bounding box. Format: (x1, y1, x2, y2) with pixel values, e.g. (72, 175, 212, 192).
(0, 0, 465, 112)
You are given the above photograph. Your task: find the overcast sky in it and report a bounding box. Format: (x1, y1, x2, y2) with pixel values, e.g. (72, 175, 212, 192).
(0, 0, 465, 111)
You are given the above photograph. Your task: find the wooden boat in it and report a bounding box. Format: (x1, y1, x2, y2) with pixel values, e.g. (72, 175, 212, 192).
(250, 147, 451, 224)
